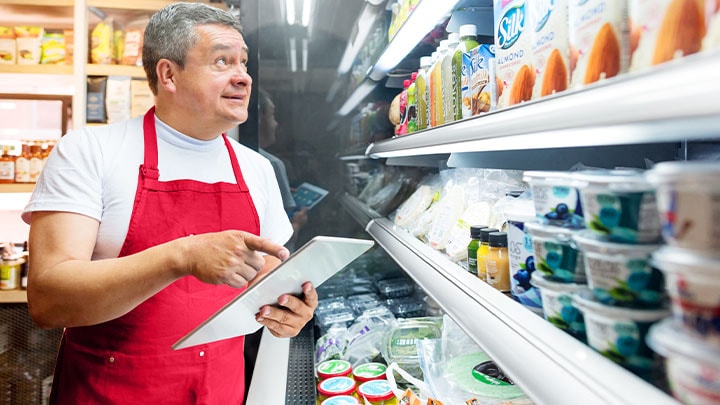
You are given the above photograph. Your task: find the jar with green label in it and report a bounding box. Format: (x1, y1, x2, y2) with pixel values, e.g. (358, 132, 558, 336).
(317, 359, 353, 382)
(352, 362, 387, 383)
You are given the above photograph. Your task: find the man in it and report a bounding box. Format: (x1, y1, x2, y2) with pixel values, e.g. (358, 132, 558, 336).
(21, 3, 317, 404)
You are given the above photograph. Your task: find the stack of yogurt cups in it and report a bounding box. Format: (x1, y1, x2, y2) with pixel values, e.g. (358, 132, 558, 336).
(523, 171, 589, 343)
(643, 161, 720, 404)
(566, 169, 670, 384)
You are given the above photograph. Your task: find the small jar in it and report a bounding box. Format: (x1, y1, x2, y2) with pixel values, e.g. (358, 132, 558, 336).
(486, 232, 510, 292)
(476, 228, 499, 281)
(467, 225, 488, 276)
(320, 395, 361, 405)
(317, 359, 353, 382)
(0, 258, 24, 290)
(352, 362, 387, 383)
(357, 380, 398, 405)
(317, 376, 357, 404)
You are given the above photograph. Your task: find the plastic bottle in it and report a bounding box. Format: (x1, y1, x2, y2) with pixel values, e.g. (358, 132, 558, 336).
(29, 142, 43, 183)
(442, 33, 460, 124)
(415, 56, 432, 131)
(486, 231, 511, 292)
(407, 72, 418, 133)
(476, 227, 498, 282)
(427, 51, 439, 128)
(452, 24, 480, 121)
(467, 225, 488, 276)
(14, 141, 31, 183)
(396, 79, 411, 136)
(0, 146, 15, 184)
(430, 40, 449, 127)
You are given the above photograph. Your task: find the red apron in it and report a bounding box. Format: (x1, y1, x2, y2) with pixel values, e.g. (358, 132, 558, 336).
(50, 107, 260, 404)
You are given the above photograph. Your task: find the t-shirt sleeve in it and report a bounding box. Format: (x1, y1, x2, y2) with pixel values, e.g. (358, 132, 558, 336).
(22, 127, 105, 224)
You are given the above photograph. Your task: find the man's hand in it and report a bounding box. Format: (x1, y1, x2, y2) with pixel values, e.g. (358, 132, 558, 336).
(255, 281, 318, 338)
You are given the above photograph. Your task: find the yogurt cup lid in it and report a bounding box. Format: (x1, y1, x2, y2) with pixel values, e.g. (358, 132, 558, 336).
(353, 362, 387, 381)
(573, 230, 660, 255)
(651, 246, 720, 277)
(573, 290, 670, 321)
(317, 376, 356, 396)
(646, 160, 720, 186)
(646, 318, 720, 366)
(523, 170, 574, 186)
(571, 169, 653, 191)
(357, 380, 394, 401)
(529, 272, 588, 292)
(525, 221, 576, 240)
(320, 395, 361, 405)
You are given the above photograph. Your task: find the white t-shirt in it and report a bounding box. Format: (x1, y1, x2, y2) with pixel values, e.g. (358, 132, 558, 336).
(22, 115, 293, 261)
(259, 148, 296, 212)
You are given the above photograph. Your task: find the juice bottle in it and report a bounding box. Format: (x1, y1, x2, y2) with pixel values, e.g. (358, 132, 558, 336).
(486, 231, 511, 292)
(14, 141, 31, 183)
(442, 33, 459, 124)
(396, 79, 411, 136)
(406, 72, 418, 133)
(430, 40, 449, 127)
(476, 227, 498, 282)
(467, 225, 488, 276)
(415, 56, 432, 131)
(452, 24, 480, 121)
(427, 51, 439, 128)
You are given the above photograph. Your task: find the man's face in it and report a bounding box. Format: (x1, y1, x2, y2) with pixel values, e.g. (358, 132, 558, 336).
(172, 24, 252, 131)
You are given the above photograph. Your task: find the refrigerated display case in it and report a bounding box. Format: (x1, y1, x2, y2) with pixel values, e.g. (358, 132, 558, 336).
(247, 0, 719, 404)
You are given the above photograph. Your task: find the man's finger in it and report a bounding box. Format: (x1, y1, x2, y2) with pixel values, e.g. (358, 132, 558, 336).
(240, 232, 289, 260)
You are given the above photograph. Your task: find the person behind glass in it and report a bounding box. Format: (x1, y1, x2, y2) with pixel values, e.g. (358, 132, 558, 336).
(21, 3, 318, 404)
(257, 88, 308, 251)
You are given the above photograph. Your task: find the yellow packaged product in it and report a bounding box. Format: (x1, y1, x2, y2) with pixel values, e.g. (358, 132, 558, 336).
(91, 17, 114, 64)
(0, 27, 15, 64)
(15, 26, 44, 64)
(40, 32, 65, 64)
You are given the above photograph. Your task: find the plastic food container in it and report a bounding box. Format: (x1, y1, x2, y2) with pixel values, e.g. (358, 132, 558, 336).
(573, 230, 665, 309)
(646, 160, 720, 253)
(352, 362, 387, 383)
(382, 317, 442, 369)
(525, 222, 586, 284)
(504, 202, 543, 313)
(530, 273, 587, 341)
(357, 380, 398, 405)
(573, 291, 669, 378)
(647, 318, 720, 405)
(651, 247, 720, 342)
(523, 171, 584, 228)
(572, 170, 661, 244)
(317, 376, 357, 403)
(376, 278, 415, 298)
(317, 359, 353, 381)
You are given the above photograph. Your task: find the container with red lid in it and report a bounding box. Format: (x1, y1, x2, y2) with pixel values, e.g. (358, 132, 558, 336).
(352, 362, 387, 383)
(357, 380, 397, 405)
(317, 359, 353, 381)
(317, 376, 357, 403)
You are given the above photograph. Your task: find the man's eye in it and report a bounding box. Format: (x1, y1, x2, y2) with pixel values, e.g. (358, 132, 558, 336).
(216, 57, 228, 66)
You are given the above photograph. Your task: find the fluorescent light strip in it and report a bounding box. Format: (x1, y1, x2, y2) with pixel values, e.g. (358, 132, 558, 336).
(289, 37, 297, 72)
(286, 0, 296, 25)
(337, 80, 376, 116)
(301, 0, 312, 27)
(336, 4, 381, 74)
(302, 38, 308, 72)
(370, 0, 460, 80)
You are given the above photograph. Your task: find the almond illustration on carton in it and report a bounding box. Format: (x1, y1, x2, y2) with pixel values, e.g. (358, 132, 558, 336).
(541, 49, 568, 97)
(652, 0, 705, 64)
(584, 23, 621, 85)
(509, 64, 535, 105)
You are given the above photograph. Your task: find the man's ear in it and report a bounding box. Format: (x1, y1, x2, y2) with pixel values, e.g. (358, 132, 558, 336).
(156, 59, 177, 93)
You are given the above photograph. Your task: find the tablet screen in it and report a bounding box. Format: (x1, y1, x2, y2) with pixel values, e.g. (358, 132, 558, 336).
(292, 182, 328, 209)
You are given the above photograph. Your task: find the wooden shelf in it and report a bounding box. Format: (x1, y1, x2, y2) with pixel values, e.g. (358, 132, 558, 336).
(86, 64, 146, 78)
(0, 290, 27, 303)
(87, 0, 225, 11)
(0, 0, 73, 6)
(0, 64, 73, 75)
(0, 183, 34, 193)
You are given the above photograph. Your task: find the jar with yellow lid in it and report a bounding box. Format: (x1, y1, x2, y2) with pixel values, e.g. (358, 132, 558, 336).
(0, 257, 24, 290)
(357, 380, 398, 405)
(317, 376, 357, 404)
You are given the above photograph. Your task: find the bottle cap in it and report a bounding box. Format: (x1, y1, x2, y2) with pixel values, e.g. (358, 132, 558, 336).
(459, 24, 477, 38)
(479, 228, 499, 243)
(403, 79, 411, 88)
(447, 32, 460, 45)
(489, 232, 508, 247)
(420, 56, 432, 68)
(470, 225, 488, 239)
(411, 72, 418, 81)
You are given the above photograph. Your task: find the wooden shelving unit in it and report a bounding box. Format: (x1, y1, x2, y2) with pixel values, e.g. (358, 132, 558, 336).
(0, 290, 27, 303)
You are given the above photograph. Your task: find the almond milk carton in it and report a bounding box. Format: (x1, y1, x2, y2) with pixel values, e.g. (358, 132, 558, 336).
(568, 0, 629, 89)
(494, 0, 534, 109)
(531, 0, 571, 99)
(630, 0, 707, 71)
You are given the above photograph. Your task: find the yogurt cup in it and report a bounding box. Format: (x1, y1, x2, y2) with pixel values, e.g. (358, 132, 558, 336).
(651, 247, 720, 342)
(525, 222, 586, 284)
(352, 362, 387, 383)
(317, 376, 357, 403)
(573, 230, 665, 309)
(647, 318, 720, 405)
(320, 395, 361, 405)
(646, 160, 720, 254)
(530, 273, 587, 342)
(572, 170, 661, 244)
(573, 291, 670, 379)
(357, 380, 396, 404)
(523, 171, 584, 228)
(503, 201, 543, 312)
(317, 359, 353, 381)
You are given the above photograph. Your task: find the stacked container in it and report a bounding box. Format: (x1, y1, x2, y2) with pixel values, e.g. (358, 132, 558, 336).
(644, 161, 720, 403)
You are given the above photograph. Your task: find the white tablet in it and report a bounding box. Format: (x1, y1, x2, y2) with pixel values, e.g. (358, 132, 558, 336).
(292, 182, 329, 209)
(172, 235, 374, 350)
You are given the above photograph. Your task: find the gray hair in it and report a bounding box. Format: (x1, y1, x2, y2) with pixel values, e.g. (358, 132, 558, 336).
(143, 2, 244, 95)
